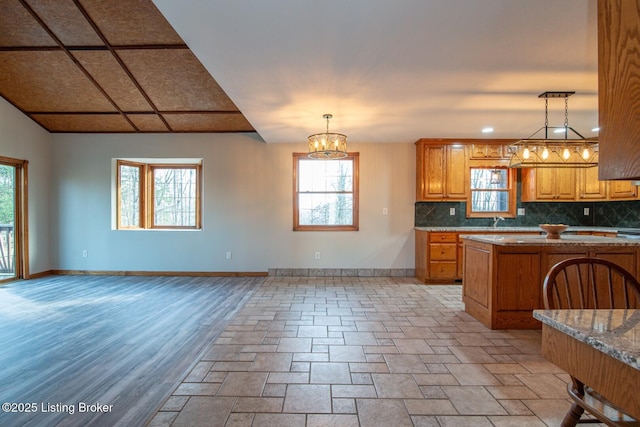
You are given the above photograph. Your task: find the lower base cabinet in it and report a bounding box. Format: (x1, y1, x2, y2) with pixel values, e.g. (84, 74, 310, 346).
(415, 230, 540, 283)
(461, 238, 640, 329)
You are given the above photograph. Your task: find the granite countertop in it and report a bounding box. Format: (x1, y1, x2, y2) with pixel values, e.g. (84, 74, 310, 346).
(460, 234, 640, 246)
(415, 226, 625, 233)
(533, 309, 640, 370)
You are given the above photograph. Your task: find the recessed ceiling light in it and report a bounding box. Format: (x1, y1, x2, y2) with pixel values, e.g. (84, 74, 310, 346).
(481, 127, 494, 133)
(592, 127, 600, 132)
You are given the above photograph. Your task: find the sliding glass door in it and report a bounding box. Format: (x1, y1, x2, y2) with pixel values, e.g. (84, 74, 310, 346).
(0, 164, 16, 280)
(0, 157, 27, 282)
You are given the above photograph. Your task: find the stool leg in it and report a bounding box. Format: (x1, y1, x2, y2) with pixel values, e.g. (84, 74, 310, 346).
(561, 377, 586, 427)
(561, 402, 585, 427)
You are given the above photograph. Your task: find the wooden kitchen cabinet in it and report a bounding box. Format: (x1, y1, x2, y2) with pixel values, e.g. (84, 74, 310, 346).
(416, 140, 468, 201)
(469, 144, 506, 159)
(608, 180, 638, 199)
(416, 230, 541, 283)
(462, 236, 640, 329)
(598, 0, 640, 181)
(577, 166, 607, 200)
(521, 168, 576, 201)
(428, 232, 458, 279)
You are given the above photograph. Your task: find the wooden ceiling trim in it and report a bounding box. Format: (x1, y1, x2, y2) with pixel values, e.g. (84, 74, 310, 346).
(72, 50, 153, 112)
(118, 49, 241, 112)
(16, 0, 139, 130)
(77, 0, 185, 46)
(127, 113, 169, 132)
(25, 0, 104, 46)
(0, 51, 117, 112)
(31, 113, 135, 132)
(0, 0, 56, 47)
(72, 0, 173, 131)
(163, 113, 255, 132)
(0, 0, 257, 133)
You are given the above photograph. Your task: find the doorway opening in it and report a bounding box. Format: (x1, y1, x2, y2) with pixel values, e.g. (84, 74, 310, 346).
(0, 157, 28, 282)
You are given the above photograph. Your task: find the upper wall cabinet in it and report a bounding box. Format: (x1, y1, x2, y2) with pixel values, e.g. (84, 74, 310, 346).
(469, 144, 507, 159)
(521, 168, 576, 201)
(522, 165, 639, 202)
(598, 0, 640, 180)
(416, 140, 468, 201)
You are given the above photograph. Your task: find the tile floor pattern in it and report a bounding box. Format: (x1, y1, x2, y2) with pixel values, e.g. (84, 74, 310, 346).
(149, 277, 581, 427)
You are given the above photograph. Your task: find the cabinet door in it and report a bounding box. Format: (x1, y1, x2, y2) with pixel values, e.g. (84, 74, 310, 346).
(534, 168, 557, 199)
(470, 144, 504, 159)
(446, 145, 468, 199)
(535, 168, 575, 200)
(417, 144, 446, 200)
(577, 167, 606, 200)
(555, 168, 576, 199)
(608, 180, 638, 199)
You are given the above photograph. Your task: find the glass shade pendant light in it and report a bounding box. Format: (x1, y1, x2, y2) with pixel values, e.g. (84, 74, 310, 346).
(308, 114, 348, 159)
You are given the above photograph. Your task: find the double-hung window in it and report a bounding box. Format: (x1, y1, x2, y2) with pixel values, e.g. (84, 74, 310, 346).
(117, 159, 202, 230)
(467, 167, 516, 218)
(293, 153, 359, 231)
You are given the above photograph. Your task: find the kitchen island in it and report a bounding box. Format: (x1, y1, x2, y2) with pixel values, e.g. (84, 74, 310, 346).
(461, 234, 640, 329)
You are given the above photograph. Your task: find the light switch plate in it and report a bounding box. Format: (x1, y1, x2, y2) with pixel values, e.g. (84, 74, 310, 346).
(517, 208, 525, 216)
(449, 207, 455, 216)
(584, 207, 590, 215)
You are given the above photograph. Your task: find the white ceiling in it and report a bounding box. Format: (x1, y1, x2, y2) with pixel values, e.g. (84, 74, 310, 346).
(152, 0, 599, 144)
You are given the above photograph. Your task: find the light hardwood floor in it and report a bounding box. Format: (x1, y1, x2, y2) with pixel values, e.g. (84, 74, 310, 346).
(0, 274, 262, 427)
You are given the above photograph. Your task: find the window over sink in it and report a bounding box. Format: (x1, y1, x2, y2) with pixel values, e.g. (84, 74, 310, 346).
(466, 167, 516, 218)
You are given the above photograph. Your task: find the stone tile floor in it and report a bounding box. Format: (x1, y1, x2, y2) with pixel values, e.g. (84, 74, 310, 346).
(148, 277, 580, 426)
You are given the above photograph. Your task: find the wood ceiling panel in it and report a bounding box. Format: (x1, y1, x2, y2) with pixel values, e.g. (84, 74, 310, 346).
(118, 49, 239, 112)
(0, 51, 116, 112)
(78, 0, 184, 46)
(0, 0, 56, 47)
(25, 0, 104, 46)
(163, 113, 255, 132)
(127, 114, 169, 132)
(72, 50, 152, 112)
(31, 114, 134, 132)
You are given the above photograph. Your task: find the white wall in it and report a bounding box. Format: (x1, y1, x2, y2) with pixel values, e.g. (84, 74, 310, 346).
(50, 133, 416, 272)
(0, 98, 52, 275)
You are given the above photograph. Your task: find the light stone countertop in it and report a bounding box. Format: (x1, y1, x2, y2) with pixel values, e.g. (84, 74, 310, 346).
(414, 226, 624, 233)
(460, 234, 640, 246)
(533, 309, 640, 370)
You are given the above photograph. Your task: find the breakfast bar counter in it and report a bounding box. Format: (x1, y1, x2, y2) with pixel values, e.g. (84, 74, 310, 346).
(534, 309, 640, 420)
(461, 234, 640, 329)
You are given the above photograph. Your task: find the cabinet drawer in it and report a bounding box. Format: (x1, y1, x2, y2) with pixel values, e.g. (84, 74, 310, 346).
(429, 244, 457, 260)
(429, 232, 457, 243)
(429, 262, 457, 279)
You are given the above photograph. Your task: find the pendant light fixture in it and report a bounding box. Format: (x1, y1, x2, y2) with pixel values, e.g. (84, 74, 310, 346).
(508, 92, 598, 168)
(308, 114, 348, 159)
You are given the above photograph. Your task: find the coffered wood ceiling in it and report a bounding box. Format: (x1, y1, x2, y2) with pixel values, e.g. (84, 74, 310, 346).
(0, 0, 255, 133)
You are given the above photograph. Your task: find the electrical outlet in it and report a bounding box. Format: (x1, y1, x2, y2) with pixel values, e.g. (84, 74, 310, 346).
(315, 252, 321, 260)
(382, 208, 388, 215)
(226, 251, 232, 260)
(82, 250, 88, 258)
(517, 208, 525, 216)
(449, 207, 456, 216)
(584, 207, 590, 216)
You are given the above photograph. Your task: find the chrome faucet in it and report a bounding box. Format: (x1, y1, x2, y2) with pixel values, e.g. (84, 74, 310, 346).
(492, 216, 505, 228)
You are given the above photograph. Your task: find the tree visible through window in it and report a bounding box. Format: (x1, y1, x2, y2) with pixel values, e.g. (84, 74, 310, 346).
(117, 160, 201, 229)
(467, 167, 516, 218)
(293, 153, 359, 231)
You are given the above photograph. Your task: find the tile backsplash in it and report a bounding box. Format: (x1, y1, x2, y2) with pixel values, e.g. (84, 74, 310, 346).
(415, 199, 640, 228)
